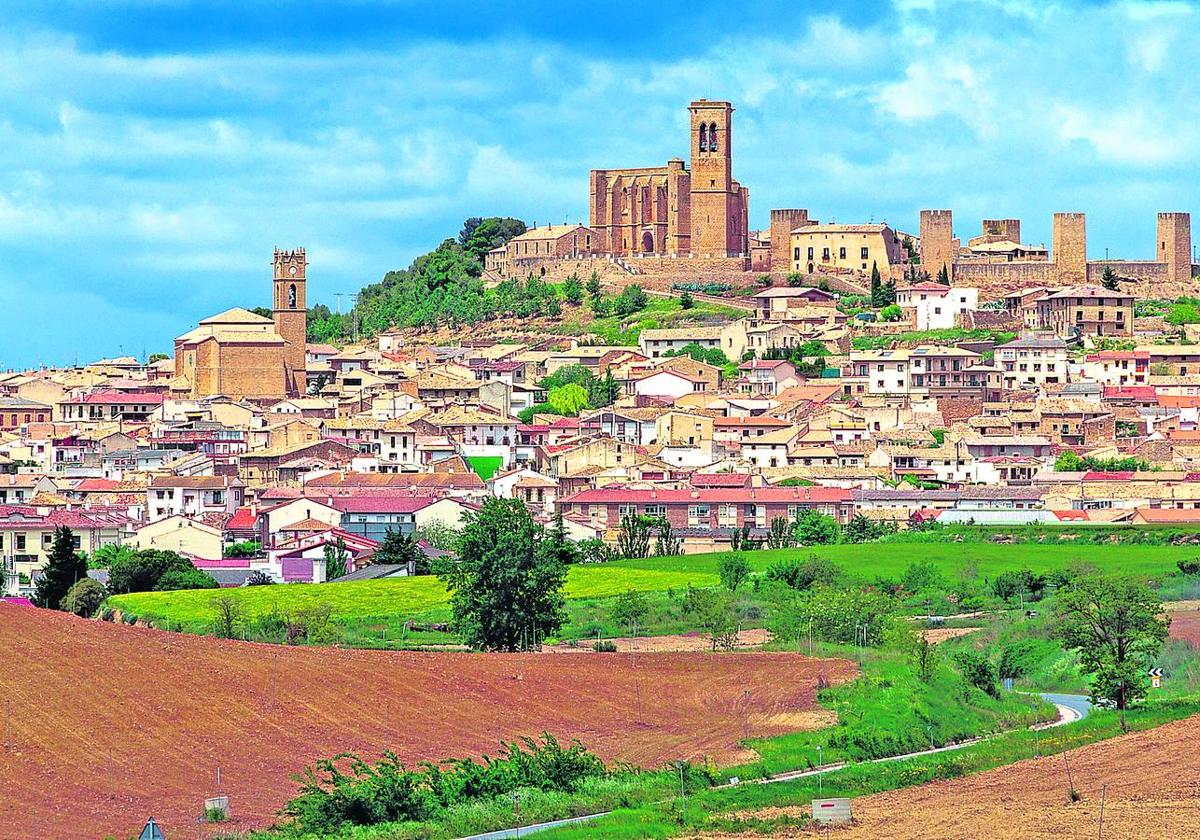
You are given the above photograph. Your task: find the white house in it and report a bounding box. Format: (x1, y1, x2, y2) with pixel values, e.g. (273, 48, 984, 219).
(895, 283, 978, 330)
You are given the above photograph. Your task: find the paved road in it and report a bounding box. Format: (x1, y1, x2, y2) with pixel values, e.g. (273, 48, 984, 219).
(456, 692, 1094, 839)
(1039, 692, 1092, 724)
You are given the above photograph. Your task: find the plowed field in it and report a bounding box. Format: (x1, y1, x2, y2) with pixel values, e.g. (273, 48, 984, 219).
(1168, 608, 1200, 647)
(0, 605, 854, 839)
(708, 714, 1200, 839)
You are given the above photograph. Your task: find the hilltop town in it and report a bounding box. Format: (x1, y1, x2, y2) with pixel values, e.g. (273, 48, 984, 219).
(7, 90, 1200, 840)
(1, 98, 1198, 595)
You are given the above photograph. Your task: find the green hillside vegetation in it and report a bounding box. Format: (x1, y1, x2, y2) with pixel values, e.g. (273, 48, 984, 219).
(105, 537, 1199, 646)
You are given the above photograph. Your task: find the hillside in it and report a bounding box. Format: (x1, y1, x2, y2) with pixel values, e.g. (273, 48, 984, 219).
(0, 604, 854, 839)
(831, 712, 1200, 838)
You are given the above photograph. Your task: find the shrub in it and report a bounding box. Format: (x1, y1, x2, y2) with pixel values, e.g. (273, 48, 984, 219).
(281, 735, 605, 834)
(577, 538, 619, 564)
(109, 549, 200, 595)
(246, 569, 275, 586)
(764, 554, 841, 591)
(954, 650, 999, 698)
(718, 553, 751, 592)
(1178, 558, 1200, 576)
(153, 566, 220, 592)
(593, 640, 617, 653)
(60, 578, 106, 617)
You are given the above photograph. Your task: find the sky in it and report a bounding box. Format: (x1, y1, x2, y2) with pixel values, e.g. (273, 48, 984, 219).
(2, 0, 1198, 368)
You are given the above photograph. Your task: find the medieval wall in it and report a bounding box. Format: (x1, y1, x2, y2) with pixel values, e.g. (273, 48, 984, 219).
(1052, 213, 1087, 281)
(919, 210, 955, 280)
(770, 209, 812, 271)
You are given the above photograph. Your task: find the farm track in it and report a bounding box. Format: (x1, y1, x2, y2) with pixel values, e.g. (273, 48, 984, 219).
(0, 604, 855, 839)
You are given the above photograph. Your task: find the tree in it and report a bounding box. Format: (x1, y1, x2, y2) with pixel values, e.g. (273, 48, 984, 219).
(154, 565, 219, 592)
(374, 528, 427, 573)
(617, 514, 651, 559)
(682, 586, 739, 651)
(211, 594, 244, 639)
(787, 272, 804, 287)
(879, 304, 902, 322)
(33, 526, 88, 609)
(765, 516, 794, 549)
(869, 261, 883, 307)
(613, 284, 648, 316)
(60, 578, 106, 617)
(937, 265, 950, 286)
(547, 383, 590, 416)
(730, 524, 758, 551)
(612, 589, 649, 633)
(1101, 265, 1120, 291)
(586, 272, 602, 305)
(718, 553, 751, 592)
(910, 634, 937, 683)
(1055, 573, 1169, 717)
(90, 543, 136, 569)
(440, 498, 567, 651)
(1054, 450, 1085, 472)
(543, 512, 579, 567)
(324, 539, 349, 581)
(678, 290, 694, 310)
(954, 650, 999, 698)
(108, 549, 198, 595)
(792, 509, 840, 545)
(563, 274, 584, 305)
(653, 518, 682, 556)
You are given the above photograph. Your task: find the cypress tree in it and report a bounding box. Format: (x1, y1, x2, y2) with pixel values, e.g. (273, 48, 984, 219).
(33, 526, 88, 610)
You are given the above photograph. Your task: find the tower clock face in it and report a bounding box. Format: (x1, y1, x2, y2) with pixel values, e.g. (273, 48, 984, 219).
(289, 265, 298, 276)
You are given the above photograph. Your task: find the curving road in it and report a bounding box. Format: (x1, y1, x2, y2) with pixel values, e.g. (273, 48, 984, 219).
(457, 692, 1093, 840)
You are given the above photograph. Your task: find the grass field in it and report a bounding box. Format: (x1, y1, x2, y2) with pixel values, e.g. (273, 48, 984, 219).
(107, 563, 721, 634)
(107, 541, 1191, 637)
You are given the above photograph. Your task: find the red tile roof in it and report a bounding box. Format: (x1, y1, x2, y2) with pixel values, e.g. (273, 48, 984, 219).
(564, 487, 851, 504)
(738, 359, 791, 370)
(1133, 507, 1200, 523)
(65, 390, 165, 405)
(1082, 471, 1136, 481)
(326, 496, 438, 514)
(690, 473, 753, 488)
(1102, 386, 1157, 401)
(224, 506, 258, 531)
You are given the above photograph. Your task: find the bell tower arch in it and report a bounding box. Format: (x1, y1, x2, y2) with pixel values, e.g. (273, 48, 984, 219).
(272, 247, 307, 397)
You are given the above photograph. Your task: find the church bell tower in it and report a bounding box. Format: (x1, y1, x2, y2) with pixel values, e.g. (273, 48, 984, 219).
(273, 247, 307, 398)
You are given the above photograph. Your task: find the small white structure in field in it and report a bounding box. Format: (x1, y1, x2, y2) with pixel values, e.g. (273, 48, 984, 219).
(812, 797, 852, 825)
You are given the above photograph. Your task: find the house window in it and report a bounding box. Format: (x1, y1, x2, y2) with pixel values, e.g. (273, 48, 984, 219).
(861, 247, 869, 260)
(644, 504, 666, 517)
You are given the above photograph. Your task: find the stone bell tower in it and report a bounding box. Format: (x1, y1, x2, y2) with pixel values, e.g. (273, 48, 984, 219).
(689, 99, 739, 258)
(273, 247, 307, 398)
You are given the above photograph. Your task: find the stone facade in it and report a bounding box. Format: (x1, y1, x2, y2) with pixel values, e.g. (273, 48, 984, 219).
(1158, 212, 1193, 283)
(174, 249, 308, 402)
(1051, 212, 1087, 282)
(273, 248, 308, 398)
(589, 100, 748, 259)
(919, 209, 955, 281)
(972, 219, 1021, 246)
(770, 209, 813, 272)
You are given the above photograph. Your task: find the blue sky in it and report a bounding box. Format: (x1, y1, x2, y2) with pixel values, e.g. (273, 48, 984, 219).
(2, 0, 1198, 368)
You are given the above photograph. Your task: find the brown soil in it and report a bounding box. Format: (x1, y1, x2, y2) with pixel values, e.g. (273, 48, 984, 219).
(545, 628, 772, 653)
(0, 604, 856, 839)
(922, 627, 983, 644)
(699, 713, 1200, 839)
(1168, 608, 1200, 648)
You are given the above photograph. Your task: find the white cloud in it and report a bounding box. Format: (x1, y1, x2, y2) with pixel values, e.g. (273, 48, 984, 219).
(1, 1, 1200, 366)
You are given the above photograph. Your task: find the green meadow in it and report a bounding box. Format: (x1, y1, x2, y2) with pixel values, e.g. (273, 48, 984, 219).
(106, 539, 1192, 639)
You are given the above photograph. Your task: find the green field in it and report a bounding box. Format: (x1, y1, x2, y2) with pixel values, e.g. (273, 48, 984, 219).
(106, 540, 1190, 638)
(106, 562, 720, 633)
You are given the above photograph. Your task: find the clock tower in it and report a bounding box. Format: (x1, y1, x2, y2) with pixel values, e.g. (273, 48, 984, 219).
(273, 247, 308, 398)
